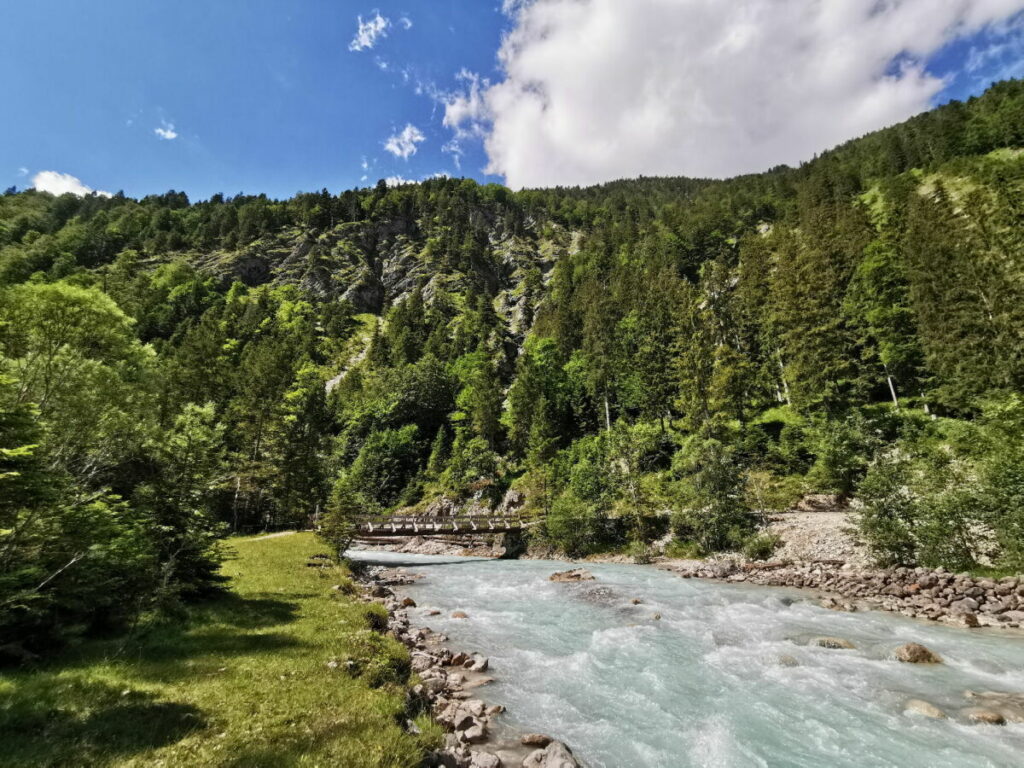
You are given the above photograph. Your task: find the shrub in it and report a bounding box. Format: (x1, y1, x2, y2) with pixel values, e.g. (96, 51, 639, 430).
(543, 491, 627, 557)
(742, 533, 781, 561)
(670, 437, 756, 552)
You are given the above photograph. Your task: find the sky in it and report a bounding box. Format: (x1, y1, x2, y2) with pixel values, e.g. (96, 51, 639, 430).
(2, 1, 1024, 200)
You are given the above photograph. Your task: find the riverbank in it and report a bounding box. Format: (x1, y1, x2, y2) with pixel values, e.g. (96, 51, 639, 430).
(357, 563, 583, 768)
(658, 558, 1024, 630)
(0, 534, 437, 767)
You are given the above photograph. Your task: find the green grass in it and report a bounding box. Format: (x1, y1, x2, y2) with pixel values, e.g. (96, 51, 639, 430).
(0, 533, 439, 767)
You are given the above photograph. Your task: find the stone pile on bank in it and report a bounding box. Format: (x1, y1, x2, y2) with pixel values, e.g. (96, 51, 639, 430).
(359, 565, 582, 768)
(662, 559, 1024, 628)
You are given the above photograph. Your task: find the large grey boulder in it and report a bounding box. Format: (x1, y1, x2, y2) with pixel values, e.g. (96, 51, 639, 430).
(522, 741, 580, 768)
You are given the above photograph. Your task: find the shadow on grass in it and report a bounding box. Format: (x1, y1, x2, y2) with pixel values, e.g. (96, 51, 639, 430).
(0, 681, 206, 768)
(189, 591, 301, 629)
(1, 591, 307, 765)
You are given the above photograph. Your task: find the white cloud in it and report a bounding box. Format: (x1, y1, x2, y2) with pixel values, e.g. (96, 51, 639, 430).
(32, 170, 112, 198)
(442, 139, 464, 169)
(154, 121, 178, 140)
(384, 123, 426, 159)
(17, 167, 28, 177)
(384, 175, 415, 186)
(350, 12, 391, 51)
(445, 0, 1024, 188)
(399, 15, 413, 30)
(442, 70, 489, 140)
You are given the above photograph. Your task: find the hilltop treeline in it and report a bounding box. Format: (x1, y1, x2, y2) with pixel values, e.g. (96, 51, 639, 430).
(2, 80, 1023, 655)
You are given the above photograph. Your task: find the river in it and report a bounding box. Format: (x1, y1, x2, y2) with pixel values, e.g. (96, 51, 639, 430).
(348, 551, 1024, 768)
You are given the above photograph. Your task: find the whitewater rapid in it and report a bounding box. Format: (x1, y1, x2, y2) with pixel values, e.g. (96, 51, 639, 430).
(348, 551, 1024, 768)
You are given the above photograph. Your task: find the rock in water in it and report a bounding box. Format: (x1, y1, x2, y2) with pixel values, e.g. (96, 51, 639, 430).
(522, 741, 580, 768)
(451, 610, 469, 619)
(893, 642, 942, 664)
(549, 568, 595, 582)
(521, 734, 552, 747)
(811, 636, 856, 649)
(904, 699, 946, 719)
(470, 752, 502, 768)
(964, 691, 1024, 723)
(964, 707, 1007, 725)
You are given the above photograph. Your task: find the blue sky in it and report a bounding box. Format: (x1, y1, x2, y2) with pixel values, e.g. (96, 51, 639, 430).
(3, 1, 1024, 199)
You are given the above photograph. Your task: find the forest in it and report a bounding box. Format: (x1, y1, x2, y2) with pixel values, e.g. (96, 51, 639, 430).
(2, 79, 1024, 657)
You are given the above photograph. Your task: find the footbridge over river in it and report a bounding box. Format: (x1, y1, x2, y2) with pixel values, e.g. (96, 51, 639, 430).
(352, 514, 530, 538)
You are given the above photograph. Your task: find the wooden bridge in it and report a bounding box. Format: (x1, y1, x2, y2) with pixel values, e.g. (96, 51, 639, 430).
(352, 515, 528, 538)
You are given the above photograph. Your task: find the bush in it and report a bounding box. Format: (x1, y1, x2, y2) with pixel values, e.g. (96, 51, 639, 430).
(663, 539, 704, 559)
(742, 533, 781, 561)
(625, 540, 654, 564)
(670, 437, 756, 552)
(855, 447, 979, 570)
(543, 491, 627, 557)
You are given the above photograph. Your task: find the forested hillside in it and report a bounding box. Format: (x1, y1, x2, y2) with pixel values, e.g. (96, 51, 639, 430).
(2, 80, 1024, 656)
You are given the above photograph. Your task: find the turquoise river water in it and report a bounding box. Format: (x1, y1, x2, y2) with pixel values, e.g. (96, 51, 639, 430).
(348, 551, 1024, 768)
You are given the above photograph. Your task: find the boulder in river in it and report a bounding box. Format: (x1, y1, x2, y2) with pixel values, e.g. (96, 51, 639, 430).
(964, 707, 1007, 725)
(549, 568, 595, 582)
(964, 691, 1024, 723)
(522, 740, 580, 768)
(470, 752, 502, 768)
(893, 642, 942, 664)
(811, 636, 856, 649)
(904, 699, 946, 719)
(521, 733, 552, 747)
(452, 610, 469, 619)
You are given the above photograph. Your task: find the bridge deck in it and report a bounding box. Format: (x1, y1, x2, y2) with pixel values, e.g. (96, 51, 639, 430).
(352, 515, 527, 537)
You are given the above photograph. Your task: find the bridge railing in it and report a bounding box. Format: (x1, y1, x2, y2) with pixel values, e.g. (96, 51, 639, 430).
(351, 514, 529, 534)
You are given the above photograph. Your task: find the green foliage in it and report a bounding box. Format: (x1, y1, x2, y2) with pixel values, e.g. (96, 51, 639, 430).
(1, 81, 1024, 654)
(543, 491, 626, 558)
(671, 437, 756, 552)
(742, 533, 782, 561)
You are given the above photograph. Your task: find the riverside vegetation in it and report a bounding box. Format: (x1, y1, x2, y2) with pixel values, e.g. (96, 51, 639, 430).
(0, 79, 1023, 750)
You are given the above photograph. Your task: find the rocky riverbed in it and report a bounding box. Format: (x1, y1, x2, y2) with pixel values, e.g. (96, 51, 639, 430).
(357, 564, 583, 768)
(351, 550, 1024, 767)
(660, 558, 1024, 630)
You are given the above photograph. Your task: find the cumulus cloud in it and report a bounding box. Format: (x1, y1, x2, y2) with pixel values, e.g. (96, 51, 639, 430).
(154, 120, 178, 140)
(445, 0, 1024, 188)
(384, 123, 426, 159)
(32, 170, 112, 198)
(350, 12, 391, 51)
(384, 175, 415, 186)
